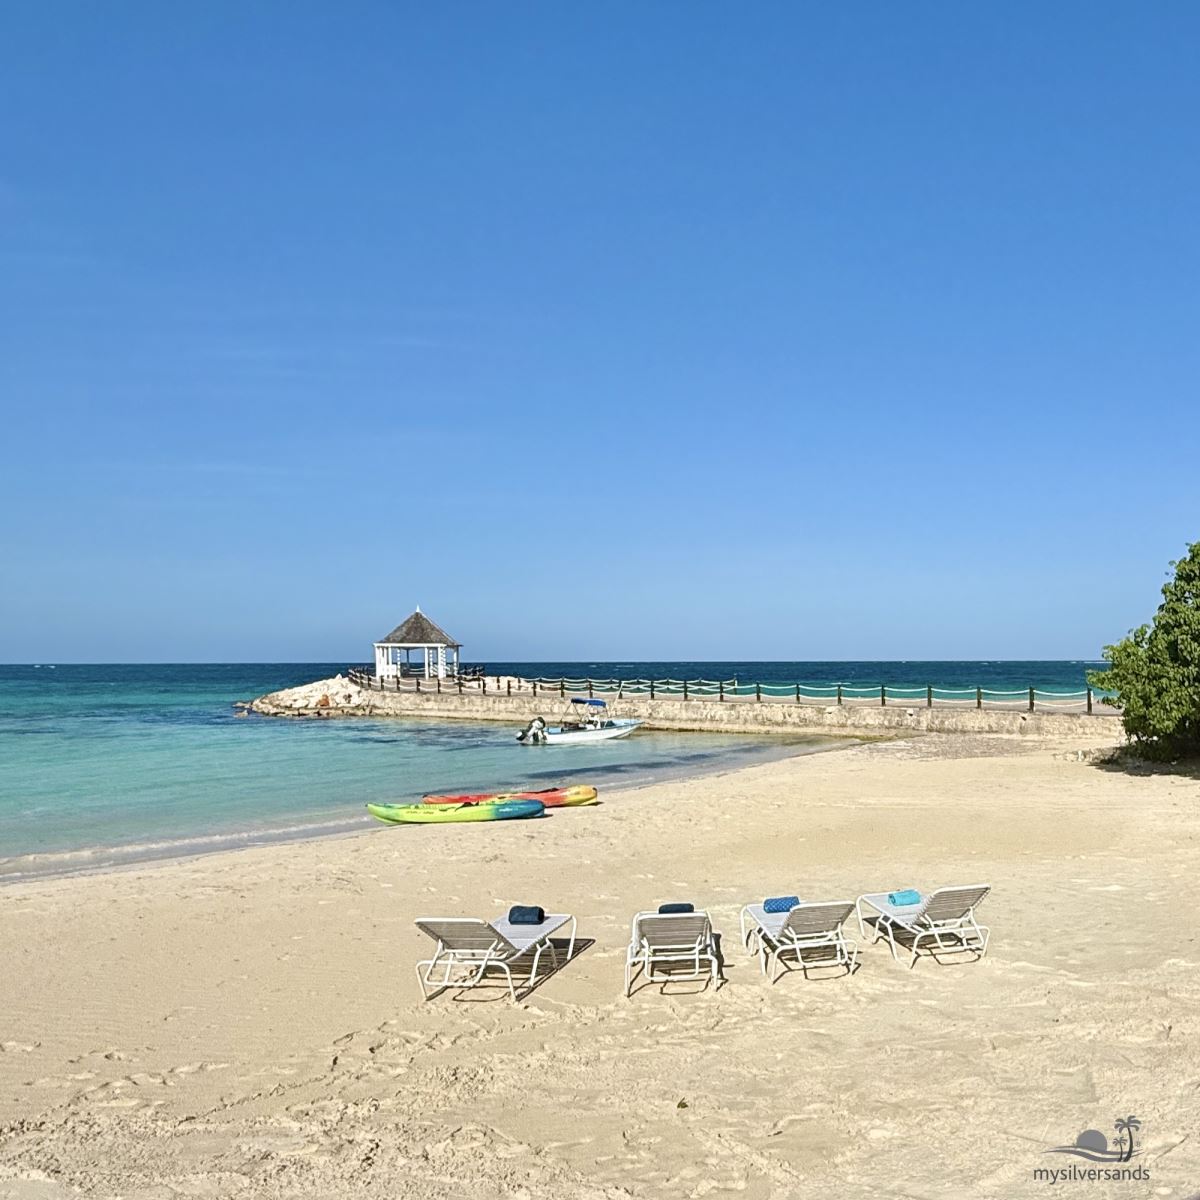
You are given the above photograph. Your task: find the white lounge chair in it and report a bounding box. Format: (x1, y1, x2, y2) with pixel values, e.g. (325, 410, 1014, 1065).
(625, 910, 720, 996)
(856, 886, 990, 968)
(414, 913, 577, 1001)
(740, 900, 859, 982)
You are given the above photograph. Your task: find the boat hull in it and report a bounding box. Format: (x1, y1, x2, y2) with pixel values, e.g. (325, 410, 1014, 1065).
(367, 799, 546, 825)
(538, 720, 643, 745)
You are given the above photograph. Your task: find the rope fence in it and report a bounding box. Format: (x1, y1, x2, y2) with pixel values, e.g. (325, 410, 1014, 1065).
(347, 667, 1110, 714)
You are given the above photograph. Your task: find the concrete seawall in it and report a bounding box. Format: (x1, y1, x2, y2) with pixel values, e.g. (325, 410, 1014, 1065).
(249, 676, 1123, 740)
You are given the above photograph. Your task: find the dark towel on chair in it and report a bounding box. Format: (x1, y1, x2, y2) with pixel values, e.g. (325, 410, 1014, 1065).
(508, 905, 545, 925)
(763, 895, 799, 914)
(658, 902, 694, 914)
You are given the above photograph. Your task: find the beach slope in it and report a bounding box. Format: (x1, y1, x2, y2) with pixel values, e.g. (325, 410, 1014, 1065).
(1, 733, 1197, 1198)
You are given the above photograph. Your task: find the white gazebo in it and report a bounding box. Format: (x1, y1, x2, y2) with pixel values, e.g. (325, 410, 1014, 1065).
(373, 607, 462, 681)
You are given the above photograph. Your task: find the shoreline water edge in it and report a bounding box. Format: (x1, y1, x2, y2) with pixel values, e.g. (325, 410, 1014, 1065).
(0, 728, 843, 884)
(0, 662, 1124, 883)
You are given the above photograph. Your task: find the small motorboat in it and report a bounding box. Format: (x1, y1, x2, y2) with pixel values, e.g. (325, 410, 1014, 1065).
(517, 698, 644, 745)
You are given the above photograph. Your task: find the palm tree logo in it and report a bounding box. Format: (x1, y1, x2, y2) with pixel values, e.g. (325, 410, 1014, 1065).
(1113, 1115, 1141, 1162)
(1047, 1114, 1142, 1162)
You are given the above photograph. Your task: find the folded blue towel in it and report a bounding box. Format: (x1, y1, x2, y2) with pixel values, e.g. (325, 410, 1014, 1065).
(763, 895, 799, 914)
(888, 889, 922, 907)
(658, 902, 694, 914)
(508, 905, 545, 925)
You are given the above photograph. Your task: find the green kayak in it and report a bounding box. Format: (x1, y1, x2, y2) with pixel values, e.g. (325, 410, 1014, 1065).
(366, 798, 546, 825)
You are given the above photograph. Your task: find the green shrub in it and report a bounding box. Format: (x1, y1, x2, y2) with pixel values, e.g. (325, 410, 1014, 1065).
(1089, 541, 1200, 760)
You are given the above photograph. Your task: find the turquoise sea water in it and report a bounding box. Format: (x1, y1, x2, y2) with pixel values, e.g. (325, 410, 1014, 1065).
(0, 664, 833, 878)
(0, 661, 1107, 878)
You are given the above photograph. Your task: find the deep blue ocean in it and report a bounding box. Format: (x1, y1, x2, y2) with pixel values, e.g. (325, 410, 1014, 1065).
(0, 661, 1105, 877)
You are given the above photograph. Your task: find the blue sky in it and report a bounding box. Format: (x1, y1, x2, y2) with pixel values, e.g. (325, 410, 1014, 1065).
(1, 3, 1197, 662)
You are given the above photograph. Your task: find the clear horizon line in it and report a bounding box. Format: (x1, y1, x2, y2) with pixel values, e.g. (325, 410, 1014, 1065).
(2, 657, 1110, 667)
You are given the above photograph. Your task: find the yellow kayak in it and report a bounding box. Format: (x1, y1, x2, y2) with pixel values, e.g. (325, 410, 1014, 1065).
(367, 799, 546, 825)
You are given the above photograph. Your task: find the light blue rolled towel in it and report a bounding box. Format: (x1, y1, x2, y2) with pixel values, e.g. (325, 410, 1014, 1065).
(763, 895, 799, 914)
(888, 889, 922, 906)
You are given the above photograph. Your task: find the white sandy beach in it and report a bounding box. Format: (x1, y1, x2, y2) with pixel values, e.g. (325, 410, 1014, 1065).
(2, 732, 1198, 1199)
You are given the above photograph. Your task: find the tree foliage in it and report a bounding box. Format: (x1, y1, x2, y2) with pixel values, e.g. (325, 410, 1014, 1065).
(1089, 542, 1200, 760)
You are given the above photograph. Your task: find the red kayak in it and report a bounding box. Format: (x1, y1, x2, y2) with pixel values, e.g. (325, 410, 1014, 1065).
(422, 785, 598, 808)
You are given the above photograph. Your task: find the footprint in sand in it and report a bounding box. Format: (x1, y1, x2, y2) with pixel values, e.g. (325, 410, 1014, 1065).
(170, 1061, 230, 1076)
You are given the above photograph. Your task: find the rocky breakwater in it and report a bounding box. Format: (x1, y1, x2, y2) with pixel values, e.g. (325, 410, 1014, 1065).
(247, 674, 375, 717)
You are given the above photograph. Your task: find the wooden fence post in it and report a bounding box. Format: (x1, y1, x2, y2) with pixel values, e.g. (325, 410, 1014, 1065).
(650, 680, 655, 699)
(1029, 686, 1035, 712)
(976, 687, 982, 709)
(719, 680, 724, 701)
(458, 678, 463, 695)
(436, 677, 441, 694)
(416, 677, 421, 693)
(881, 684, 887, 707)
(507, 679, 511, 697)
(482, 676, 487, 695)
(795, 682, 800, 703)
(588, 679, 593, 698)
(927, 684, 933, 708)
(756, 682, 762, 702)
(836, 684, 843, 706)
(683, 679, 688, 700)
(1087, 687, 1093, 714)
(532, 679, 537, 697)
(560, 679, 565, 698)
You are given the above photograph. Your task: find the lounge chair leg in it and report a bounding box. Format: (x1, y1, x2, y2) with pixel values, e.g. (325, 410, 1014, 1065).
(500, 963, 517, 1002)
(523, 945, 544, 998)
(886, 921, 901, 961)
